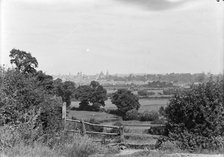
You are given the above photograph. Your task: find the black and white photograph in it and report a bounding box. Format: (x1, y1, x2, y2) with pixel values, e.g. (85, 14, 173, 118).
(0, 0, 224, 156)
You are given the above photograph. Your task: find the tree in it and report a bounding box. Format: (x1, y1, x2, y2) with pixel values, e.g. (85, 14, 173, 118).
(0, 50, 63, 145)
(164, 79, 224, 151)
(75, 81, 107, 111)
(35, 70, 54, 94)
(9, 49, 38, 74)
(75, 85, 92, 110)
(89, 81, 107, 111)
(53, 80, 76, 107)
(111, 89, 140, 116)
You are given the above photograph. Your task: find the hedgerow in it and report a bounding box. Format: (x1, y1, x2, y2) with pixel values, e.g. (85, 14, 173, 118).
(164, 79, 224, 151)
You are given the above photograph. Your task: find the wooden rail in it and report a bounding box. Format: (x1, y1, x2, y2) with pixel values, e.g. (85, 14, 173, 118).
(124, 133, 160, 139)
(123, 124, 165, 127)
(66, 118, 120, 129)
(62, 103, 165, 145)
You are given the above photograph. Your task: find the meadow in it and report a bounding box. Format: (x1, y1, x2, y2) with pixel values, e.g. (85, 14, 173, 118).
(69, 98, 169, 124)
(71, 98, 169, 112)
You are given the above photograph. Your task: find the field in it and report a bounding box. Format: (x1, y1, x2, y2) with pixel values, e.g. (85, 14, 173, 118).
(71, 98, 170, 113)
(69, 98, 169, 127)
(68, 110, 120, 122)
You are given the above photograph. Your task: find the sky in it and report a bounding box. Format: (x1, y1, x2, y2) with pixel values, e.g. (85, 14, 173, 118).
(0, 0, 223, 75)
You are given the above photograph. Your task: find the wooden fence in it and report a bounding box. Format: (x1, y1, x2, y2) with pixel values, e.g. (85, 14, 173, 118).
(62, 103, 165, 145)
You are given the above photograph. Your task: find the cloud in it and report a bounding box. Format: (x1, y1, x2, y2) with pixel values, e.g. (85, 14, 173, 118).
(114, 0, 195, 11)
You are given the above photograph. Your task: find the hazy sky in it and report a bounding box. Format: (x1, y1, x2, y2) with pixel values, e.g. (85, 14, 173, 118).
(1, 0, 223, 75)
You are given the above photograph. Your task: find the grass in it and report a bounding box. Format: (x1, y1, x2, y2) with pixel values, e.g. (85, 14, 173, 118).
(1, 134, 120, 157)
(68, 110, 120, 122)
(1, 143, 61, 157)
(71, 98, 169, 112)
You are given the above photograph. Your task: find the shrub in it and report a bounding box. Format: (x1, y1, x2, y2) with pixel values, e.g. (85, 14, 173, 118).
(147, 126, 166, 135)
(140, 110, 159, 121)
(151, 117, 167, 125)
(124, 109, 140, 121)
(159, 106, 166, 116)
(137, 90, 148, 97)
(148, 91, 156, 96)
(164, 79, 224, 151)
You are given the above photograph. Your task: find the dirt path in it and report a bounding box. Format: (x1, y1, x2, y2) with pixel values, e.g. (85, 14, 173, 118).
(115, 149, 224, 157)
(115, 149, 144, 156)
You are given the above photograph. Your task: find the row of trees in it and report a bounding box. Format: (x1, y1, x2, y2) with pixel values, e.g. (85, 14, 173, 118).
(1, 49, 141, 121)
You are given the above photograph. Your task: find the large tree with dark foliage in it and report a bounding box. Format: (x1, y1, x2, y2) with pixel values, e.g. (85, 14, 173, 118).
(111, 89, 140, 116)
(9, 49, 38, 74)
(75, 81, 107, 111)
(53, 79, 76, 107)
(89, 81, 107, 110)
(164, 79, 224, 151)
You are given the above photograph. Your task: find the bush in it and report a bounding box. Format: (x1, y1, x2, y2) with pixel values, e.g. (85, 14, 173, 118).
(137, 90, 148, 97)
(164, 79, 224, 151)
(151, 117, 167, 125)
(148, 91, 156, 96)
(159, 106, 166, 116)
(140, 110, 159, 121)
(124, 109, 140, 121)
(147, 126, 166, 135)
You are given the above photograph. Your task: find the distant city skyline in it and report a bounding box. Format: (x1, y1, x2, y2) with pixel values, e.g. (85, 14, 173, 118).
(1, 0, 223, 75)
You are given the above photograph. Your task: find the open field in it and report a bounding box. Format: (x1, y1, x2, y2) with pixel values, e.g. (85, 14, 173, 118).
(68, 110, 120, 122)
(71, 98, 170, 112)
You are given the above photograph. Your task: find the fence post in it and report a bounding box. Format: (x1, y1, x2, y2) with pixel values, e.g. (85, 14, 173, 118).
(119, 126, 124, 143)
(81, 119, 86, 136)
(62, 103, 67, 133)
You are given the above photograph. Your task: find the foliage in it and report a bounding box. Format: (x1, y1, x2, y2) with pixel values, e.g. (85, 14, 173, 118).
(140, 110, 159, 121)
(75, 85, 93, 110)
(0, 50, 64, 150)
(75, 81, 107, 111)
(147, 81, 174, 88)
(159, 106, 166, 116)
(111, 89, 140, 117)
(164, 79, 224, 151)
(53, 79, 76, 107)
(124, 109, 140, 121)
(89, 81, 107, 109)
(35, 70, 54, 94)
(137, 90, 148, 97)
(9, 49, 38, 74)
(38, 96, 63, 138)
(0, 109, 43, 151)
(0, 69, 44, 124)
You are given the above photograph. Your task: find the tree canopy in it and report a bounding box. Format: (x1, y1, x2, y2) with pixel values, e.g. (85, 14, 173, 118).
(75, 81, 107, 111)
(9, 49, 38, 74)
(53, 80, 76, 107)
(111, 89, 140, 116)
